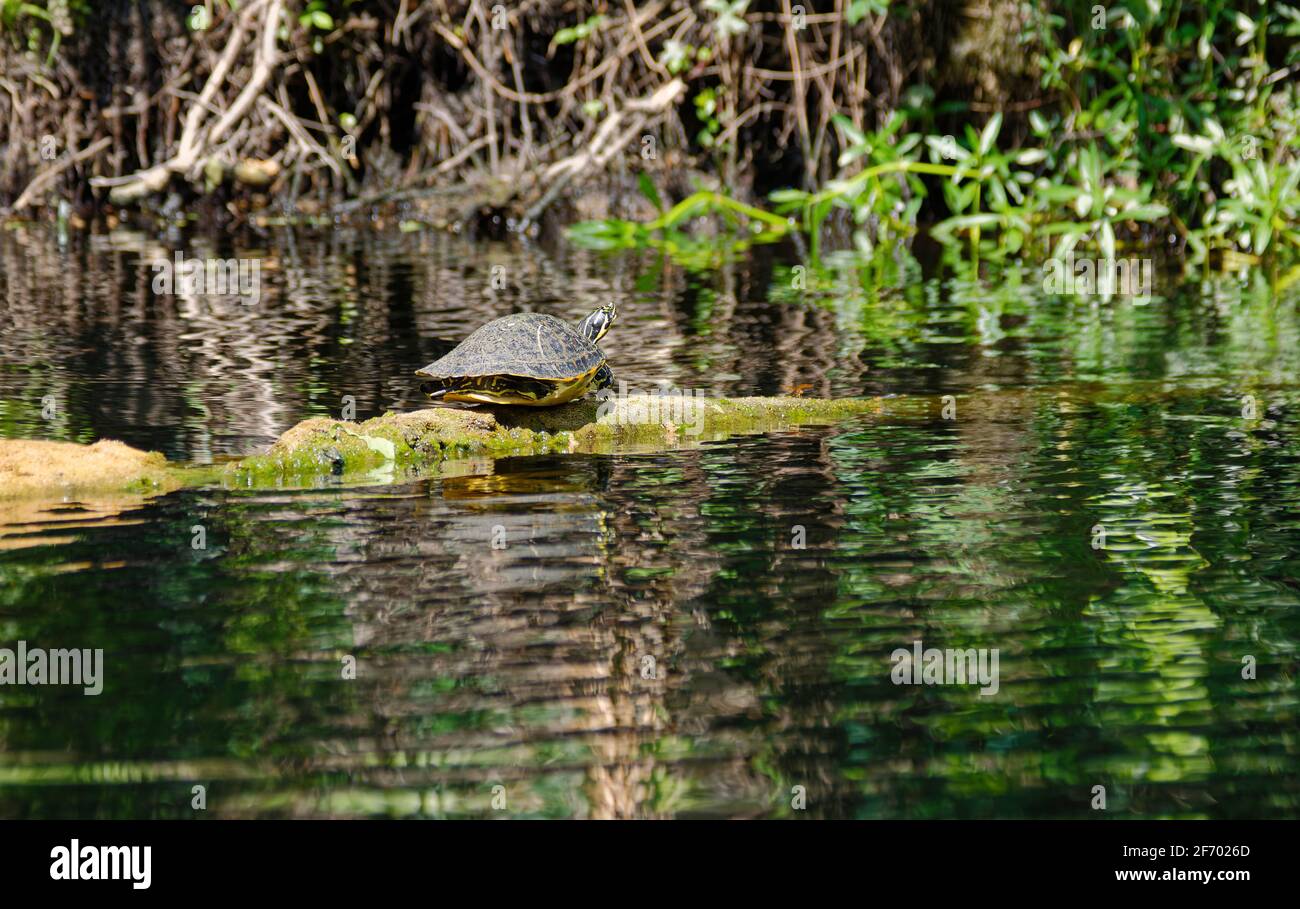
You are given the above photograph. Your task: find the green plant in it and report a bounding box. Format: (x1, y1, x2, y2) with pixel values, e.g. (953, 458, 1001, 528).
(693, 88, 723, 149)
(1022, 1, 1299, 264)
(1, 0, 84, 64)
(1034, 143, 1168, 260)
(658, 39, 706, 75)
(299, 1, 335, 31)
(298, 0, 338, 53)
(703, 0, 750, 40)
(770, 112, 930, 257)
(1174, 123, 1300, 257)
(567, 181, 790, 267)
(567, 0, 1299, 273)
(925, 113, 1044, 254)
(553, 14, 605, 47)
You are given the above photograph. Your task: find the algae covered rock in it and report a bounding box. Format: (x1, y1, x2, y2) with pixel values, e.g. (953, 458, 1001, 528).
(0, 438, 177, 498)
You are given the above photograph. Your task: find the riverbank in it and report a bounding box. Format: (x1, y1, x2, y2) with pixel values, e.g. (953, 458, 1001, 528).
(5, 2, 1294, 264)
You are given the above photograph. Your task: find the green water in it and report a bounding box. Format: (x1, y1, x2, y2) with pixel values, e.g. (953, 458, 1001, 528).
(0, 228, 1297, 818)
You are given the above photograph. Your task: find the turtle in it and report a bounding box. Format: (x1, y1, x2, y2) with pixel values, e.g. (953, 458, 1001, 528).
(415, 303, 618, 406)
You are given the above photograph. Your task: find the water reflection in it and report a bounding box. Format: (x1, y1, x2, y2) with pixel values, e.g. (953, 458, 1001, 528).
(0, 226, 1298, 818)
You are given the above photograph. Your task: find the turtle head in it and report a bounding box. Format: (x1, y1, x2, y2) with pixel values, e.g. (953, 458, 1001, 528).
(577, 302, 617, 343)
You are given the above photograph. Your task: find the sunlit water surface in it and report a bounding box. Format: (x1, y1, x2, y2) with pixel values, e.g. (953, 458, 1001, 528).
(1, 227, 1297, 818)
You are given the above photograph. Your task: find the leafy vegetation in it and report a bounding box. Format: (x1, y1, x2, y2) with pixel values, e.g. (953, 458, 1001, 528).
(2, 0, 1295, 262)
(571, 1, 1300, 270)
(0, 0, 85, 62)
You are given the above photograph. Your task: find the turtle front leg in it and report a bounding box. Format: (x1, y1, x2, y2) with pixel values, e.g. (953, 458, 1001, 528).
(591, 364, 615, 393)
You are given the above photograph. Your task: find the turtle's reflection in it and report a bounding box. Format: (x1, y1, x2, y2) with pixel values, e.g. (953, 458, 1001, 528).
(297, 453, 771, 818)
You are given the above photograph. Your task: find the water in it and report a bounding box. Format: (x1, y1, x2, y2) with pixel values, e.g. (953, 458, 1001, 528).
(1, 226, 1297, 819)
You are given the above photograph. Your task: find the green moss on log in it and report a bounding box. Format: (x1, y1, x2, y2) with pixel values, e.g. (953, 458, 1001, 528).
(0, 396, 887, 494)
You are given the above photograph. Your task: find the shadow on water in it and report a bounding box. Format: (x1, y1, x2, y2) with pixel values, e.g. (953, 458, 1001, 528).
(0, 226, 1298, 818)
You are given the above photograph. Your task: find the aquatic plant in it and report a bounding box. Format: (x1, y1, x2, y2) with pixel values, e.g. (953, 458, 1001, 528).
(571, 1, 1298, 272)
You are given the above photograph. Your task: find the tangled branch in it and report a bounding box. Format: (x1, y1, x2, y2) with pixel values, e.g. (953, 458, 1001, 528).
(1, 1, 946, 219)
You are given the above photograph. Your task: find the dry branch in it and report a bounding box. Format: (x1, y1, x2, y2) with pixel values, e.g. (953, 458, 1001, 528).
(88, 0, 284, 204)
(9, 136, 112, 212)
(1, 0, 936, 216)
(524, 78, 685, 223)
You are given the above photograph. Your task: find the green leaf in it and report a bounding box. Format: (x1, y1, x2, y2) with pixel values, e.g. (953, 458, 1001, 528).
(1172, 134, 1214, 156)
(1052, 231, 1083, 260)
(768, 189, 808, 204)
(637, 174, 664, 212)
(566, 219, 640, 250)
(937, 213, 1001, 231)
(832, 113, 867, 147)
(978, 112, 1002, 157)
(1253, 220, 1273, 254)
(1100, 221, 1116, 262)
(1120, 204, 1169, 222)
(1038, 184, 1082, 204)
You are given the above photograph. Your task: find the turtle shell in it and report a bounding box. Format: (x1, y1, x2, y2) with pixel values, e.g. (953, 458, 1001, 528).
(415, 312, 605, 381)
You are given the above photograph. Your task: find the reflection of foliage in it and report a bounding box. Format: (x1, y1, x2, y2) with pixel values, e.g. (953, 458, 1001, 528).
(5, 226, 1300, 818)
(0, 489, 355, 817)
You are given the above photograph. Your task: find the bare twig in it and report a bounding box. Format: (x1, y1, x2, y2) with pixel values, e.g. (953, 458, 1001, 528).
(525, 79, 684, 223)
(8, 136, 112, 212)
(258, 96, 342, 176)
(88, 0, 284, 203)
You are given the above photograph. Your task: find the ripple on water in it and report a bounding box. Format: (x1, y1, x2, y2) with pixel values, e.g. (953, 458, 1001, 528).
(1, 230, 1298, 817)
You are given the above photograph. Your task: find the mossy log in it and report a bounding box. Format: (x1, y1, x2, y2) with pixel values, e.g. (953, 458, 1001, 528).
(227, 395, 886, 485)
(0, 396, 886, 497)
